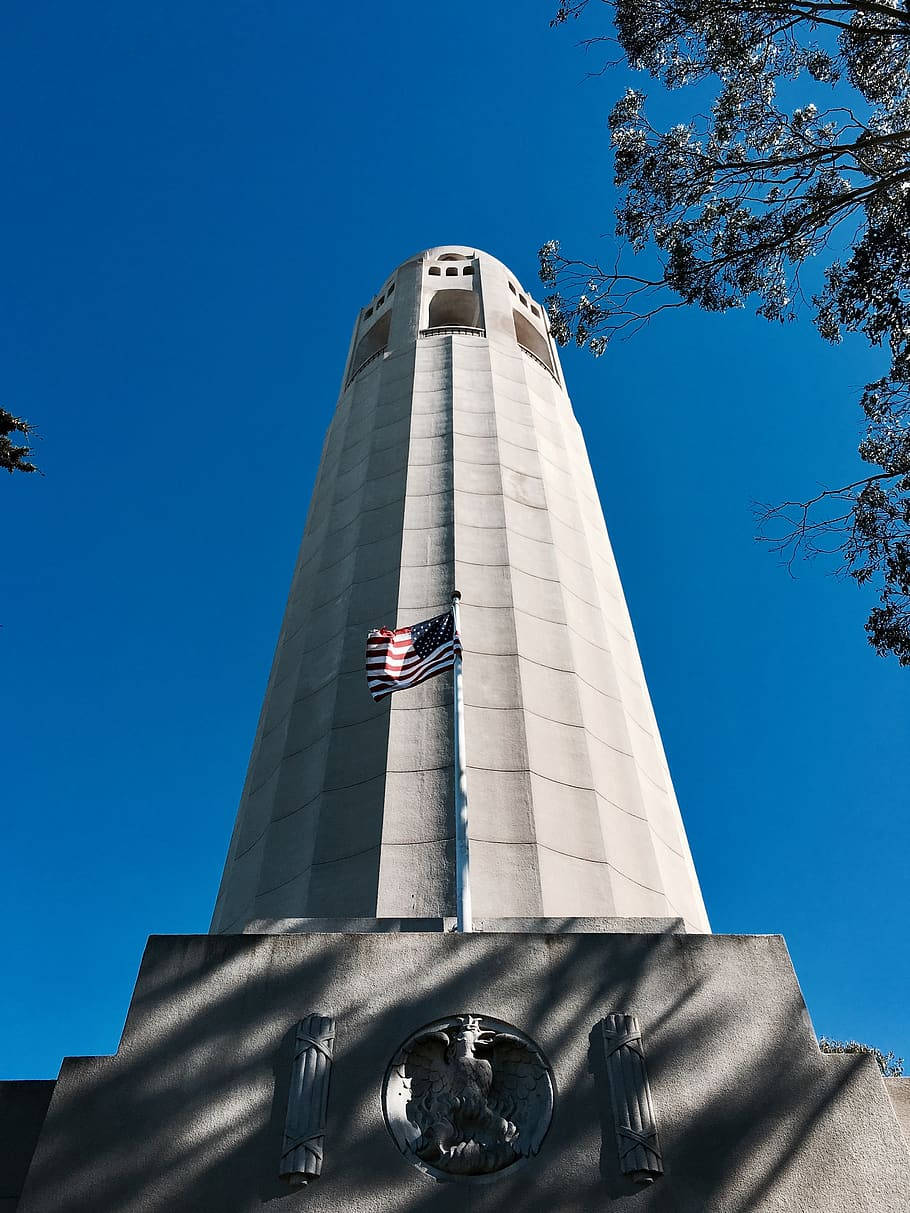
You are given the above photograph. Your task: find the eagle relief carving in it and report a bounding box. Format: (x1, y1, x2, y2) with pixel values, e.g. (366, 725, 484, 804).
(382, 1014, 555, 1181)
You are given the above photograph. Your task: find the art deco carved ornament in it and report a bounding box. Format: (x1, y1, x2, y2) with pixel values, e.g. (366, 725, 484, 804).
(383, 1014, 554, 1182)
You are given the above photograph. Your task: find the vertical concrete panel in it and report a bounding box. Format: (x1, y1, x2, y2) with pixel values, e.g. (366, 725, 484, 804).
(453, 331, 544, 918)
(377, 336, 454, 915)
(212, 335, 412, 927)
(544, 373, 710, 932)
(210, 383, 360, 932)
(488, 344, 615, 917)
(526, 372, 667, 918)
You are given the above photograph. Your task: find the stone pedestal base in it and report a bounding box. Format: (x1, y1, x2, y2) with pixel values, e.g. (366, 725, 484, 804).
(12, 929, 910, 1211)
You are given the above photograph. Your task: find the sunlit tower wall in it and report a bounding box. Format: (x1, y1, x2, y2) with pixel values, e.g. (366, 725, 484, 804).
(211, 246, 709, 934)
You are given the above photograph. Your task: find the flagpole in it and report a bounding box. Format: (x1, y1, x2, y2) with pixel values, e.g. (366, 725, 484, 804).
(451, 590, 472, 933)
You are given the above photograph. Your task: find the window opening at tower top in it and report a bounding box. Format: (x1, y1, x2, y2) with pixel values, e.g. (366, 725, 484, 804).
(350, 310, 391, 377)
(427, 288, 482, 330)
(513, 309, 555, 374)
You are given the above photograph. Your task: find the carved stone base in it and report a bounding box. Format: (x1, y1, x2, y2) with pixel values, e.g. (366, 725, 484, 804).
(10, 930, 910, 1212)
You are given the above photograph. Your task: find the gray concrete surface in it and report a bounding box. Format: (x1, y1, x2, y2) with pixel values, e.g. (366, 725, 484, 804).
(211, 248, 709, 934)
(0, 1080, 55, 1211)
(242, 915, 686, 934)
(16, 930, 910, 1212)
(886, 1076, 910, 1145)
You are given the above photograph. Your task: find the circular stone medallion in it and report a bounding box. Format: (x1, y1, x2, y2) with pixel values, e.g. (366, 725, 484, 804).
(382, 1014, 555, 1182)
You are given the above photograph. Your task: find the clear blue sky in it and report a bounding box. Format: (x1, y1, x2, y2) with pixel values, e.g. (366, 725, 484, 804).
(2, 2, 907, 1079)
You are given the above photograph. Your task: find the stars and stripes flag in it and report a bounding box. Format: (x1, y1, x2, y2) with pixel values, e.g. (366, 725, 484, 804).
(365, 610, 462, 702)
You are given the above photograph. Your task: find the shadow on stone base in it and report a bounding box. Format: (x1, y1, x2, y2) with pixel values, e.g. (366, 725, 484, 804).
(11, 930, 910, 1212)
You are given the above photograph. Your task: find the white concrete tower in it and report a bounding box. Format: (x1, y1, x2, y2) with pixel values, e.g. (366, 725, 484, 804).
(211, 246, 709, 934)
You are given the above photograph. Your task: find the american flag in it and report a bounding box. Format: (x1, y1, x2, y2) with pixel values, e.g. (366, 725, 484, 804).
(365, 610, 462, 702)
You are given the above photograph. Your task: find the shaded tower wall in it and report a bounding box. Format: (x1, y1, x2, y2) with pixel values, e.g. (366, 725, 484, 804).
(211, 247, 709, 933)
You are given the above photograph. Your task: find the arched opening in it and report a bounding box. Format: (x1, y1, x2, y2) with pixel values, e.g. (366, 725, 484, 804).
(513, 310, 554, 374)
(437, 252, 471, 261)
(351, 311, 391, 374)
(427, 289, 482, 329)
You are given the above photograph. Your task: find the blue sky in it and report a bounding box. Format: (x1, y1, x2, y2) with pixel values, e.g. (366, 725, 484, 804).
(2, 2, 907, 1078)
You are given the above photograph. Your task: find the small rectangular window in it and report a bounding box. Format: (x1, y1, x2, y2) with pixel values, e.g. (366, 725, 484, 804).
(531, 304, 540, 317)
(387, 281, 395, 293)
(462, 265, 474, 275)
(519, 294, 527, 306)
(429, 266, 441, 276)
(509, 282, 516, 294)
(364, 306, 373, 318)
(377, 295, 385, 307)
(446, 266, 458, 276)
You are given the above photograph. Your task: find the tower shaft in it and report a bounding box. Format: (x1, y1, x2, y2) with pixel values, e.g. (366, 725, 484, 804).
(211, 247, 709, 933)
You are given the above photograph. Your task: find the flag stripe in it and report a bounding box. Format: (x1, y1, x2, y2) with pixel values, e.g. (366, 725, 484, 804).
(365, 611, 461, 702)
(369, 656, 456, 699)
(368, 647, 458, 692)
(367, 644, 459, 688)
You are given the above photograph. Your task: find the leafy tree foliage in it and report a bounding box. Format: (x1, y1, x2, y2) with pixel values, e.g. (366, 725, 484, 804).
(819, 1035, 904, 1076)
(542, 0, 910, 662)
(0, 407, 39, 475)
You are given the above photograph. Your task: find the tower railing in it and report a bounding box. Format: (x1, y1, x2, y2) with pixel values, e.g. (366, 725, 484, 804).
(418, 326, 487, 338)
(518, 343, 560, 383)
(346, 345, 387, 386)
(347, 331, 559, 385)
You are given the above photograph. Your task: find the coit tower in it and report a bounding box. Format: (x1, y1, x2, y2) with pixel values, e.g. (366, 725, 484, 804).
(211, 246, 709, 935)
(15, 248, 907, 1213)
